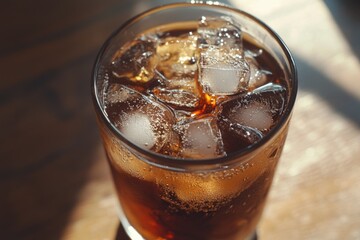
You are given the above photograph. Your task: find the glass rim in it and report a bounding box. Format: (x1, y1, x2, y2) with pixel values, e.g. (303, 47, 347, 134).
(91, 2, 298, 169)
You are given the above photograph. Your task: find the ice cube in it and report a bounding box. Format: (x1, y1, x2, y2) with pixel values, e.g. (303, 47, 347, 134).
(245, 52, 272, 89)
(231, 101, 274, 131)
(252, 82, 286, 94)
(199, 47, 250, 95)
(218, 85, 286, 133)
(245, 49, 263, 58)
(120, 113, 156, 150)
(218, 115, 264, 152)
(198, 16, 243, 50)
(176, 117, 226, 159)
(105, 83, 137, 104)
(245, 57, 272, 89)
(110, 36, 159, 83)
(153, 87, 200, 109)
(105, 84, 175, 151)
(152, 34, 204, 110)
(197, 16, 250, 95)
(156, 34, 198, 79)
(152, 78, 203, 110)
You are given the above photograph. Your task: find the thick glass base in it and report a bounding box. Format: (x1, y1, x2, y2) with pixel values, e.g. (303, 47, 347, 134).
(115, 220, 258, 240)
(116, 199, 258, 240)
(116, 197, 259, 240)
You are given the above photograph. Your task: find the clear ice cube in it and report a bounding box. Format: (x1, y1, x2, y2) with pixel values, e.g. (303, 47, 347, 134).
(110, 36, 159, 83)
(105, 84, 175, 151)
(218, 84, 286, 134)
(231, 101, 274, 131)
(198, 16, 243, 50)
(152, 77, 203, 110)
(175, 117, 226, 159)
(199, 47, 250, 95)
(218, 114, 264, 152)
(252, 82, 286, 94)
(120, 113, 156, 150)
(197, 16, 250, 95)
(156, 34, 198, 79)
(153, 34, 203, 110)
(153, 87, 200, 109)
(245, 51, 272, 89)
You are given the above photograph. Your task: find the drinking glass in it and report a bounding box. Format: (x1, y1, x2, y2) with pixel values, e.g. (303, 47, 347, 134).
(92, 2, 297, 240)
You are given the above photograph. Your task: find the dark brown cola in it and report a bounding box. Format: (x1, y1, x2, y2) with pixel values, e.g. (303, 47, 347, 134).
(99, 19, 290, 240)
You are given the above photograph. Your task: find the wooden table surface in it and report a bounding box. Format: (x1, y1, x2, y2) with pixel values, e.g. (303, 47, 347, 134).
(1, 0, 359, 239)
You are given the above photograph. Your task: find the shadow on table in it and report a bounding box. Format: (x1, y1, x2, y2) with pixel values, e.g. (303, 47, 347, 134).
(115, 222, 132, 240)
(295, 55, 360, 128)
(0, 0, 139, 239)
(294, 0, 360, 128)
(323, 0, 360, 59)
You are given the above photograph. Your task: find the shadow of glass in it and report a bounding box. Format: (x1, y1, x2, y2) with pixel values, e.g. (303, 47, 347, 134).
(0, 0, 143, 239)
(0, 57, 101, 239)
(324, 0, 360, 59)
(115, 222, 132, 240)
(295, 54, 360, 127)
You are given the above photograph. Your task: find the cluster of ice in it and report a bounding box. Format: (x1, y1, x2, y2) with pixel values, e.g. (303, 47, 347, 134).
(104, 16, 288, 204)
(106, 15, 287, 160)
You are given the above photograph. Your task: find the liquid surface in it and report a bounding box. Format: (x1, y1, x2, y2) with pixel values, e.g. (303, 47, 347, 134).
(101, 18, 288, 160)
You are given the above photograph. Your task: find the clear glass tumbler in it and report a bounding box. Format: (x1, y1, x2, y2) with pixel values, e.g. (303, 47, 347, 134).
(92, 2, 297, 240)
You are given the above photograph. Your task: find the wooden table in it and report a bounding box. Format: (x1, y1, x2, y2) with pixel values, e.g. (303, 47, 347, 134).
(1, 0, 359, 239)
